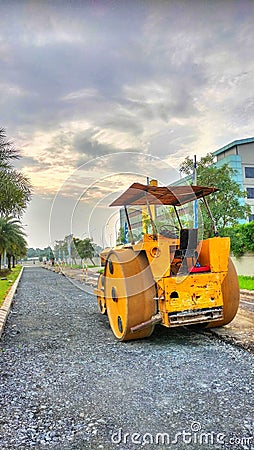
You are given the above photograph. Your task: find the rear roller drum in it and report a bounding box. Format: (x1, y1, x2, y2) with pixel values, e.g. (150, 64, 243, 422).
(104, 249, 156, 341)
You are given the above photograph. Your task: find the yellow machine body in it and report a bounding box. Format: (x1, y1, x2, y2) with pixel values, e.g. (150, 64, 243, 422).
(95, 183, 240, 341)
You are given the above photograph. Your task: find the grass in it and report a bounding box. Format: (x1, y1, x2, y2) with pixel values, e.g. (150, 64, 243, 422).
(238, 275, 254, 291)
(0, 265, 22, 307)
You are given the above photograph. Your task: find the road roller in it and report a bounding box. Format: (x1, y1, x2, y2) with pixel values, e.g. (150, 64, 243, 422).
(94, 182, 240, 341)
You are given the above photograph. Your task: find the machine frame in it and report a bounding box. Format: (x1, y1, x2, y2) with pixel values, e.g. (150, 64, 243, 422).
(95, 182, 240, 341)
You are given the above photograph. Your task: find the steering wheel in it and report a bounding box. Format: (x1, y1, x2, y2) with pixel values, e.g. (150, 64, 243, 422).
(159, 225, 179, 239)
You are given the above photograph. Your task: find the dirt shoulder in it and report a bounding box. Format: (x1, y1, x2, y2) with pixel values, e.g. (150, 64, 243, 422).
(210, 291, 254, 352)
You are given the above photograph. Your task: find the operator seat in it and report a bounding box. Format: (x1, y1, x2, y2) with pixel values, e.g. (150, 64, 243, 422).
(174, 228, 198, 273)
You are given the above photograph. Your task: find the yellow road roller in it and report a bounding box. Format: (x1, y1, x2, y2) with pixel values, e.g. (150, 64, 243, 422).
(94, 182, 240, 341)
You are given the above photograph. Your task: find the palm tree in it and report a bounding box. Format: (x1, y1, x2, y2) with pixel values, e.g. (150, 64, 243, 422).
(0, 171, 31, 218)
(6, 232, 27, 269)
(0, 128, 31, 218)
(0, 128, 19, 169)
(0, 218, 8, 268)
(0, 217, 27, 269)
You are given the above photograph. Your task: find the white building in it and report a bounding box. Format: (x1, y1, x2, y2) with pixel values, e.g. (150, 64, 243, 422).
(213, 137, 254, 222)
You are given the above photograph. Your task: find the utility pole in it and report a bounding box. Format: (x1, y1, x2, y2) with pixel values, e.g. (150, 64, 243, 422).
(193, 155, 198, 228)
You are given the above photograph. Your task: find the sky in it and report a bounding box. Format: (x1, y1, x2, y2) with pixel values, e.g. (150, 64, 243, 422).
(1, 0, 254, 248)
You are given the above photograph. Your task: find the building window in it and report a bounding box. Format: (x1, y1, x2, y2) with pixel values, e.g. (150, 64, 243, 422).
(247, 187, 254, 199)
(249, 215, 254, 222)
(245, 167, 254, 178)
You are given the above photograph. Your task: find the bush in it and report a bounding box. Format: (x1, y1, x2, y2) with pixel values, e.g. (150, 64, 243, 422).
(242, 221, 254, 253)
(221, 221, 254, 257)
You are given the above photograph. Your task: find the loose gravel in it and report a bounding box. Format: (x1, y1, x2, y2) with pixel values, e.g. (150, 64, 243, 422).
(0, 267, 253, 450)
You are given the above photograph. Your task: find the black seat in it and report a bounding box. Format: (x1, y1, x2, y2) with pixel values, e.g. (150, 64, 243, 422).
(176, 228, 198, 256)
(174, 229, 198, 272)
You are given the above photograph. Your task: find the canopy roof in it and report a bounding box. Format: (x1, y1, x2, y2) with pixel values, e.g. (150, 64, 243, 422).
(110, 183, 218, 207)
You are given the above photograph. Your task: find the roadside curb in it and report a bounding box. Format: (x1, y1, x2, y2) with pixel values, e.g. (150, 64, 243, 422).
(0, 266, 24, 339)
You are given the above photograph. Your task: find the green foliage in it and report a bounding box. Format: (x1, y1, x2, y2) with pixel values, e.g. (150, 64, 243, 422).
(221, 221, 254, 257)
(73, 237, 95, 265)
(54, 235, 78, 263)
(0, 128, 31, 218)
(141, 211, 150, 234)
(116, 226, 142, 244)
(238, 275, 254, 291)
(26, 246, 53, 260)
(0, 217, 27, 269)
(180, 153, 250, 238)
(155, 206, 181, 232)
(0, 128, 19, 168)
(242, 221, 254, 253)
(0, 128, 30, 269)
(220, 226, 244, 257)
(117, 227, 125, 244)
(0, 265, 22, 307)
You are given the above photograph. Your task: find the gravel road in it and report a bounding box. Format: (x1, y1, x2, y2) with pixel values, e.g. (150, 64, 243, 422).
(240, 298, 254, 314)
(0, 267, 253, 450)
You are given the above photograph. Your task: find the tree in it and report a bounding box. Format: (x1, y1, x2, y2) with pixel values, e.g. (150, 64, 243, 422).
(26, 248, 37, 259)
(0, 128, 19, 169)
(116, 226, 143, 244)
(0, 128, 31, 217)
(54, 235, 78, 264)
(53, 240, 67, 262)
(6, 233, 27, 268)
(179, 153, 251, 237)
(116, 227, 125, 244)
(0, 217, 27, 269)
(26, 246, 53, 261)
(73, 237, 95, 266)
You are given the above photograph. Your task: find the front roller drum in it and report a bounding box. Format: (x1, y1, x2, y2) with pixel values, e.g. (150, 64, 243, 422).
(104, 249, 156, 341)
(207, 258, 240, 328)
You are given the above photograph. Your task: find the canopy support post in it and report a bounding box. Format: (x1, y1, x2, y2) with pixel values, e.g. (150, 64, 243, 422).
(124, 206, 135, 244)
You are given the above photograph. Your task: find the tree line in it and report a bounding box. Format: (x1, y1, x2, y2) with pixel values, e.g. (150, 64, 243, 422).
(0, 128, 31, 270)
(30, 235, 101, 266)
(54, 235, 101, 266)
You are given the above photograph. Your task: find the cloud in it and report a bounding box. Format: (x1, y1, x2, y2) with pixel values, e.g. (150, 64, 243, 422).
(2, 0, 254, 246)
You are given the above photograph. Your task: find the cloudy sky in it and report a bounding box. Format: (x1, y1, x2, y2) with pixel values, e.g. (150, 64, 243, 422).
(1, 0, 254, 248)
